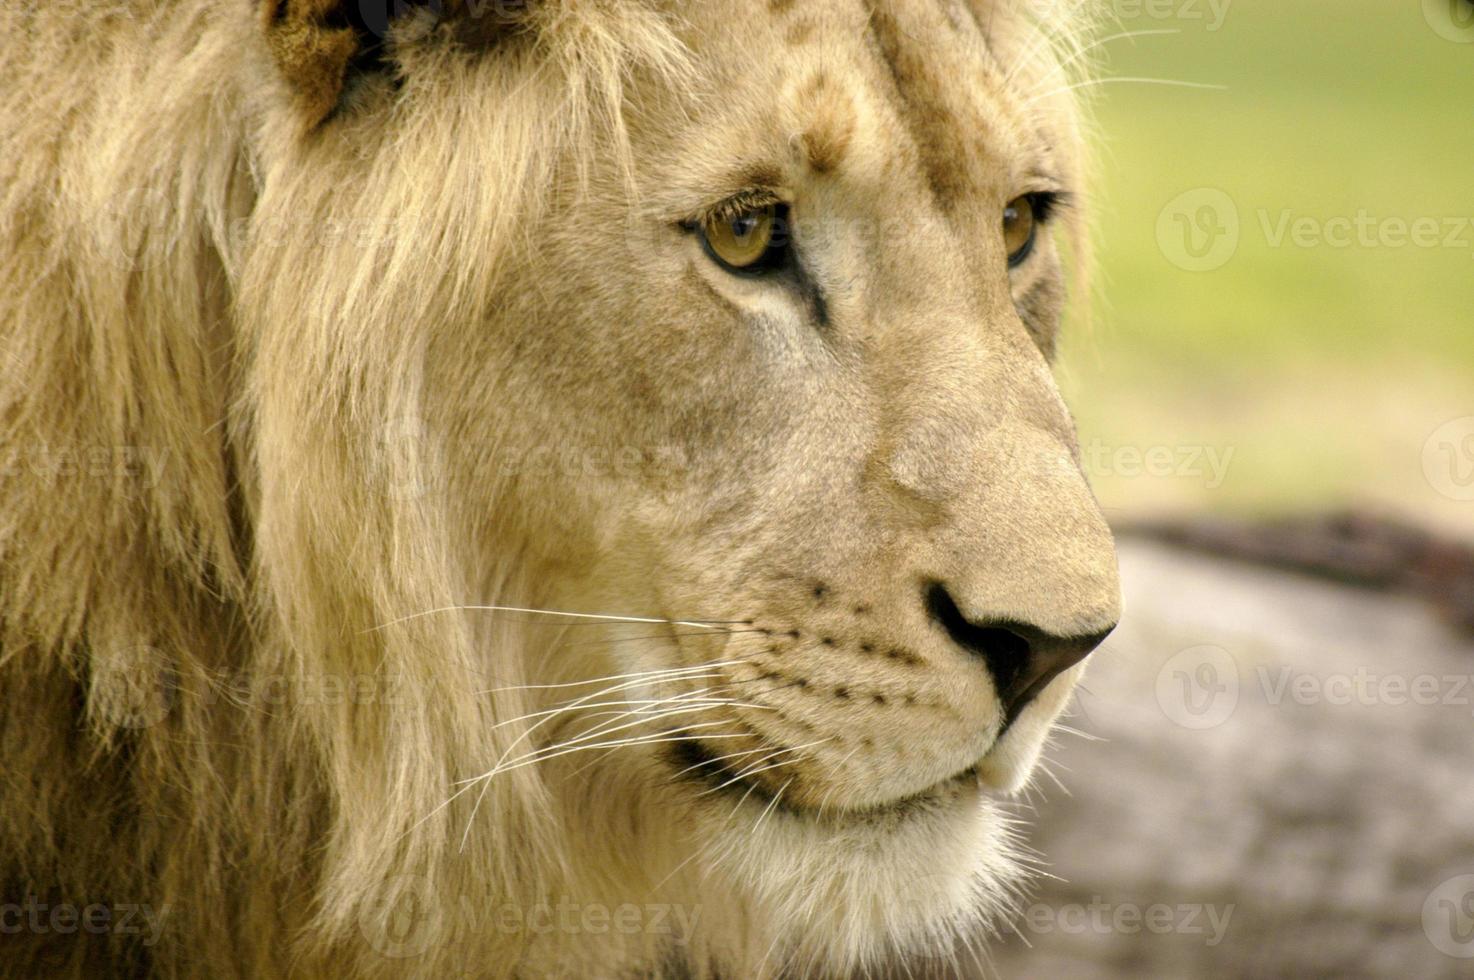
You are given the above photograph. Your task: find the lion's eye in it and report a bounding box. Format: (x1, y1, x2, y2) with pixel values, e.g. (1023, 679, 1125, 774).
(697, 204, 790, 275)
(1003, 195, 1038, 268)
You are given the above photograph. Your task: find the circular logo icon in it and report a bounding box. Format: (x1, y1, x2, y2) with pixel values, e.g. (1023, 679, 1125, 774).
(1156, 189, 1240, 272)
(358, 875, 446, 959)
(1155, 644, 1239, 730)
(1423, 417, 1474, 502)
(375, 415, 442, 502)
(95, 186, 186, 273)
(1423, 0, 1474, 43)
(93, 645, 175, 730)
(1423, 873, 1474, 958)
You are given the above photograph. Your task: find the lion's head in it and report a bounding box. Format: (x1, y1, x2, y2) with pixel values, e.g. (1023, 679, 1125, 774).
(1, 0, 1117, 976)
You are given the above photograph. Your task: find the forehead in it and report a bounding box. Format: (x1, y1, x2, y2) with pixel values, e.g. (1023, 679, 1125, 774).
(658, 0, 1064, 208)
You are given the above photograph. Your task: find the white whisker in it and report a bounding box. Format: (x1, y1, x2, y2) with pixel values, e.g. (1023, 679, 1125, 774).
(814, 741, 864, 819)
(364, 603, 739, 634)
(487, 682, 730, 730)
(1009, 27, 1180, 86)
(454, 722, 754, 852)
(668, 742, 779, 781)
(999, 12, 1074, 88)
(698, 746, 810, 798)
(476, 725, 754, 780)
(486, 668, 752, 769)
(477, 659, 750, 695)
(1023, 75, 1226, 107)
(750, 777, 792, 837)
(649, 760, 767, 892)
(558, 628, 768, 650)
(477, 701, 766, 782)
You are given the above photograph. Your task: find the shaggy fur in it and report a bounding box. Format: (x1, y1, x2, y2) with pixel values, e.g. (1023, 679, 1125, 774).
(0, 1, 1117, 977)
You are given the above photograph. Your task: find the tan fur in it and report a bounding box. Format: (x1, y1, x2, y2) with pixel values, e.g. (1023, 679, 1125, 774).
(0, 1, 1115, 976)
(261, 0, 362, 125)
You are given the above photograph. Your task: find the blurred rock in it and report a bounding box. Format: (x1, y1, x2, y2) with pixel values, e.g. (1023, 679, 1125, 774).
(983, 537, 1474, 979)
(1123, 511, 1474, 635)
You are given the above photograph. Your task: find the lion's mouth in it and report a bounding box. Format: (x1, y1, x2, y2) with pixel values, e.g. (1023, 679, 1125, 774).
(667, 736, 980, 821)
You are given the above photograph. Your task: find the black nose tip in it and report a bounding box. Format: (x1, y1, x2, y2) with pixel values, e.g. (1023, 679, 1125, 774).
(925, 583, 1114, 726)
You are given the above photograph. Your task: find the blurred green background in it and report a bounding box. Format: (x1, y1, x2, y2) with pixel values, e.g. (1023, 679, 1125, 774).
(1057, 0, 1474, 534)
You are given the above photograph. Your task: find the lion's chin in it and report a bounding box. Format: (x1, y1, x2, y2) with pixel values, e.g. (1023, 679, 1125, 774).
(543, 738, 1027, 977)
(672, 756, 1025, 976)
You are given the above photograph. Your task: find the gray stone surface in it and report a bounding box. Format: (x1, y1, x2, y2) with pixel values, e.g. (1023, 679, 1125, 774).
(985, 538, 1474, 979)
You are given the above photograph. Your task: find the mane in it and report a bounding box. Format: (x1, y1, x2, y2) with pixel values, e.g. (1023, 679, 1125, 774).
(0, 0, 1095, 974)
(0, 1, 686, 973)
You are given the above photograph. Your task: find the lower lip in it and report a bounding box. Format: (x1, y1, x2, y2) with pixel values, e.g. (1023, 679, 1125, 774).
(672, 738, 984, 818)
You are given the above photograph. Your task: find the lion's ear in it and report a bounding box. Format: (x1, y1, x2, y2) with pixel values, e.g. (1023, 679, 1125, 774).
(260, 0, 374, 127)
(260, 0, 534, 127)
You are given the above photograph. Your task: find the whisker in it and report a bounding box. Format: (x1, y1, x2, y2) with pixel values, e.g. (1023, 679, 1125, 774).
(750, 777, 792, 837)
(650, 762, 765, 892)
(497, 670, 802, 762)
(478, 705, 767, 780)
(454, 724, 758, 850)
(486, 686, 742, 772)
(729, 741, 813, 781)
(489, 693, 740, 736)
(479, 663, 809, 801)
(696, 742, 820, 798)
(999, 10, 1071, 84)
(812, 742, 865, 820)
(551, 674, 803, 783)
(1009, 27, 1181, 86)
(364, 603, 745, 634)
(669, 742, 785, 781)
(692, 778, 767, 890)
(558, 629, 768, 650)
(461, 764, 498, 853)
(486, 680, 732, 728)
(461, 700, 757, 849)
(557, 722, 754, 785)
(477, 658, 749, 695)
(1023, 76, 1226, 107)
(485, 667, 750, 763)
(476, 725, 755, 781)
(685, 735, 835, 789)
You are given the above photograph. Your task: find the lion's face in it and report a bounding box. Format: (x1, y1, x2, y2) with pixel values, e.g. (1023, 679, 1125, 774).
(432, 0, 1117, 873)
(238, 0, 1122, 970)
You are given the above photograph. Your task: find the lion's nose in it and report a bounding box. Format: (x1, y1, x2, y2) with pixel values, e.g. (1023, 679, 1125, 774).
(924, 582, 1115, 725)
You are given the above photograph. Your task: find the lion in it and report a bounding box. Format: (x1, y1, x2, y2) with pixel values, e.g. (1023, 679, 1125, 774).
(0, 0, 1120, 976)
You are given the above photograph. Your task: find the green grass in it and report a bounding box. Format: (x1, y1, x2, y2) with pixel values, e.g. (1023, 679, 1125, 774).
(1056, 0, 1474, 527)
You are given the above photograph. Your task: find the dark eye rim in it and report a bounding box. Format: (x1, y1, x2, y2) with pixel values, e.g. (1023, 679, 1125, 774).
(686, 202, 794, 278)
(1007, 191, 1063, 270)
(1006, 219, 1037, 269)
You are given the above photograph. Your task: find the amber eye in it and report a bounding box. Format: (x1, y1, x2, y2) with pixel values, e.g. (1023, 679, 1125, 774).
(697, 205, 788, 274)
(1003, 195, 1038, 268)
